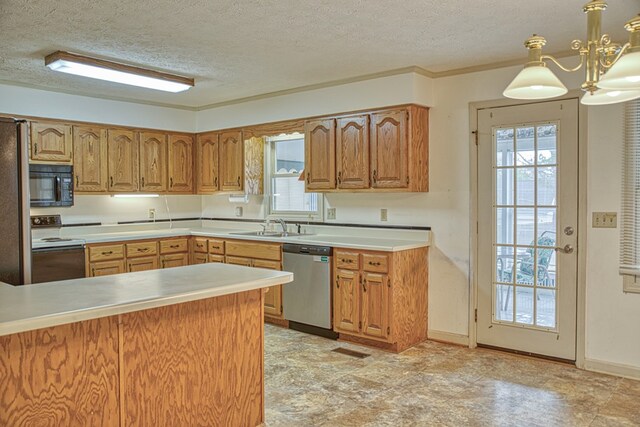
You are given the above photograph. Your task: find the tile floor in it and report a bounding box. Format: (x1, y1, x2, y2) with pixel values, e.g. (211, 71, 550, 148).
(264, 325, 640, 427)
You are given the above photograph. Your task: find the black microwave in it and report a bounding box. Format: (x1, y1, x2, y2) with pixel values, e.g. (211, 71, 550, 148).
(29, 164, 74, 207)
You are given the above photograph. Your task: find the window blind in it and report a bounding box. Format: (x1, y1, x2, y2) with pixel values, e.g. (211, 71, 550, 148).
(620, 99, 640, 289)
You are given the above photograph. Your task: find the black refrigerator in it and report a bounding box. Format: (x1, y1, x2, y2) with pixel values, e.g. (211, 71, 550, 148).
(0, 118, 31, 285)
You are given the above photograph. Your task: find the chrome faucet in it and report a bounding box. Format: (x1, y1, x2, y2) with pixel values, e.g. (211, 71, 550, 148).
(276, 218, 287, 236)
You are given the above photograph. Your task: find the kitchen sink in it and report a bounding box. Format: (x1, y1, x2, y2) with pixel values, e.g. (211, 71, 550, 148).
(229, 231, 312, 238)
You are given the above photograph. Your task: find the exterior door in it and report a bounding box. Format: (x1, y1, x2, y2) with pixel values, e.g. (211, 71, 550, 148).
(477, 99, 578, 360)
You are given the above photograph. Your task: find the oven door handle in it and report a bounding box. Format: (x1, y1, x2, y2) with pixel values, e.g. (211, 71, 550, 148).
(55, 176, 62, 202)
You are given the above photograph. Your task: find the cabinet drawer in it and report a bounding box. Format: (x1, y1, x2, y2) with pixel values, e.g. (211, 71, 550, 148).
(208, 254, 225, 263)
(335, 250, 360, 270)
(89, 244, 125, 262)
(160, 238, 189, 254)
(362, 253, 389, 273)
(126, 241, 158, 258)
(225, 240, 281, 261)
(225, 256, 252, 266)
(252, 259, 281, 270)
(193, 238, 208, 253)
(208, 239, 225, 255)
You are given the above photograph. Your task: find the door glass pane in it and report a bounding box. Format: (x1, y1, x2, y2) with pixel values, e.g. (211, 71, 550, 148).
(516, 127, 535, 166)
(493, 122, 560, 331)
(496, 208, 514, 244)
(496, 284, 513, 322)
(496, 168, 514, 206)
(515, 286, 534, 325)
(496, 129, 514, 166)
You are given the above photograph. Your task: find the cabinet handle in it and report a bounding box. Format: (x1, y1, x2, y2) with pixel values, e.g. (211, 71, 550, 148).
(91, 267, 95, 276)
(336, 276, 340, 288)
(368, 261, 381, 266)
(214, 176, 218, 187)
(76, 175, 79, 186)
(306, 173, 310, 184)
(237, 176, 240, 186)
(102, 251, 113, 255)
(337, 171, 342, 185)
(162, 260, 166, 268)
(362, 281, 367, 292)
(170, 244, 180, 248)
(170, 177, 174, 188)
(110, 176, 114, 187)
(137, 248, 148, 252)
(141, 176, 145, 187)
(372, 169, 378, 184)
(34, 142, 38, 155)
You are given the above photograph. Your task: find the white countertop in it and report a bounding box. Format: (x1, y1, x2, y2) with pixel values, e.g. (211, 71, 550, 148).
(0, 263, 293, 337)
(33, 226, 429, 252)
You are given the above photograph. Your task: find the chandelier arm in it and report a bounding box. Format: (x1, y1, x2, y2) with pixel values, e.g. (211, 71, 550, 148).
(599, 42, 630, 69)
(541, 54, 585, 73)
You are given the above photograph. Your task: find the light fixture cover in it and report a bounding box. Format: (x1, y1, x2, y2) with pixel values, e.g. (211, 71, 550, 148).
(581, 88, 640, 105)
(45, 51, 194, 93)
(597, 51, 640, 91)
(503, 65, 568, 99)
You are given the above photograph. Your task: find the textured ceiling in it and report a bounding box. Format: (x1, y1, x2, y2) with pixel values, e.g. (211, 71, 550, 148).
(0, 0, 637, 108)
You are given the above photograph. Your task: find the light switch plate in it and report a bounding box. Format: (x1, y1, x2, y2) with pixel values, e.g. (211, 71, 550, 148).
(380, 209, 388, 221)
(235, 206, 243, 217)
(592, 212, 617, 228)
(327, 208, 336, 220)
(148, 208, 156, 219)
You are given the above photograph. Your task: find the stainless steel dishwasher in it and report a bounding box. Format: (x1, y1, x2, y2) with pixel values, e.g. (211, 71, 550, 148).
(282, 243, 337, 338)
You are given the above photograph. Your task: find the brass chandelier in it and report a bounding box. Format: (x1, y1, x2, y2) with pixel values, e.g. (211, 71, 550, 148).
(504, 1, 640, 105)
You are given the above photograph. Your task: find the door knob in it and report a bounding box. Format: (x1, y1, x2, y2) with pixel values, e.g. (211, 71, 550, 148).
(564, 226, 574, 236)
(555, 244, 574, 254)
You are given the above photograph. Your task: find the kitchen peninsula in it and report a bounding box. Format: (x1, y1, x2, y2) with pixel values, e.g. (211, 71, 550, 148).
(0, 263, 293, 426)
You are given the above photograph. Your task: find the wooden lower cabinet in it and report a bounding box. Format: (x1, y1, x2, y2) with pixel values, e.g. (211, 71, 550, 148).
(225, 256, 252, 266)
(192, 253, 208, 264)
(333, 247, 428, 352)
(161, 253, 189, 269)
(89, 260, 125, 277)
(208, 254, 225, 263)
(127, 256, 158, 272)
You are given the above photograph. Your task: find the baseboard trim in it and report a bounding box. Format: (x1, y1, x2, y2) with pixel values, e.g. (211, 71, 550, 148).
(584, 358, 640, 380)
(427, 330, 469, 347)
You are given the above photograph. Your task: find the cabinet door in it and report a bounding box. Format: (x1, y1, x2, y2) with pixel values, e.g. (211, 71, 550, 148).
(361, 272, 390, 340)
(127, 256, 158, 273)
(225, 256, 252, 266)
(192, 253, 208, 265)
(30, 122, 73, 163)
(160, 253, 189, 269)
(304, 119, 336, 190)
(253, 259, 283, 317)
(196, 132, 219, 193)
(336, 115, 369, 189)
(208, 254, 225, 263)
(219, 131, 244, 191)
(334, 269, 360, 334)
(168, 134, 193, 193)
(89, 260, 125, 277)
(107, 129, 138, 192)
(370, 110, 408, 188)
(139, 132, 167, 192)
(73, 126, 108, 192)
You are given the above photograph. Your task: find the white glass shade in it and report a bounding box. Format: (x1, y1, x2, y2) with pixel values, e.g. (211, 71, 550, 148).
(503, 65, 568, 99)
(597, 51, 640, 91)
(581, 88, 640, 105)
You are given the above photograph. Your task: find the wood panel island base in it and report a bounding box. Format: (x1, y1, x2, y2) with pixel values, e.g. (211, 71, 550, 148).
(0, 264, 292, 427)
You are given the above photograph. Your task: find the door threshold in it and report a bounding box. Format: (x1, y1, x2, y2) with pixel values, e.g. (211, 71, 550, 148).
(477, 343, 575, 365)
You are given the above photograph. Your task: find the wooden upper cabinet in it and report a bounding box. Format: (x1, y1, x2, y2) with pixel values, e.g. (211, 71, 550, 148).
(336, 115, 369, 189)
(304, 119, 336, 190)
(139, 132, 167, 192)
(370, 110, 409, 189)
(30, 122, 73, 163)
(73, 126, 108, 192)
(168, 134, 194, 193)
(107, 129, 138, 192)
(196, 132, 219, 194)
(219, 131, 244, 191)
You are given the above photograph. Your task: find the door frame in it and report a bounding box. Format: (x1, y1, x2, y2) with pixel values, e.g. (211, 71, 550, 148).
(468, 91, 588, 368)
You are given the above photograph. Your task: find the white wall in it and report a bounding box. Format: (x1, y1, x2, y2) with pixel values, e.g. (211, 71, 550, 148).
(31, 195, 202, 225)
(0, 83, 195, 132)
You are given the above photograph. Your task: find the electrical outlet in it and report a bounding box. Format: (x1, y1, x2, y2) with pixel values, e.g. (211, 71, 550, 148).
(235, 206, 243, 217)
(380, 209, 388, 221)
(592, 212, 617, 228)
(148, 208, 156, 219)
(327, 208, 336, 220)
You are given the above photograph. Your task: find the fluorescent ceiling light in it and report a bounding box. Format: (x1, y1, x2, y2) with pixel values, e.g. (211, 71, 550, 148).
(112, 194, 160, 198)
(45, 51, 193, 93)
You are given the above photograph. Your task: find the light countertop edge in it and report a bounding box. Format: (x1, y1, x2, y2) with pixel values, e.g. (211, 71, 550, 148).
(0, 264, 293, 337)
